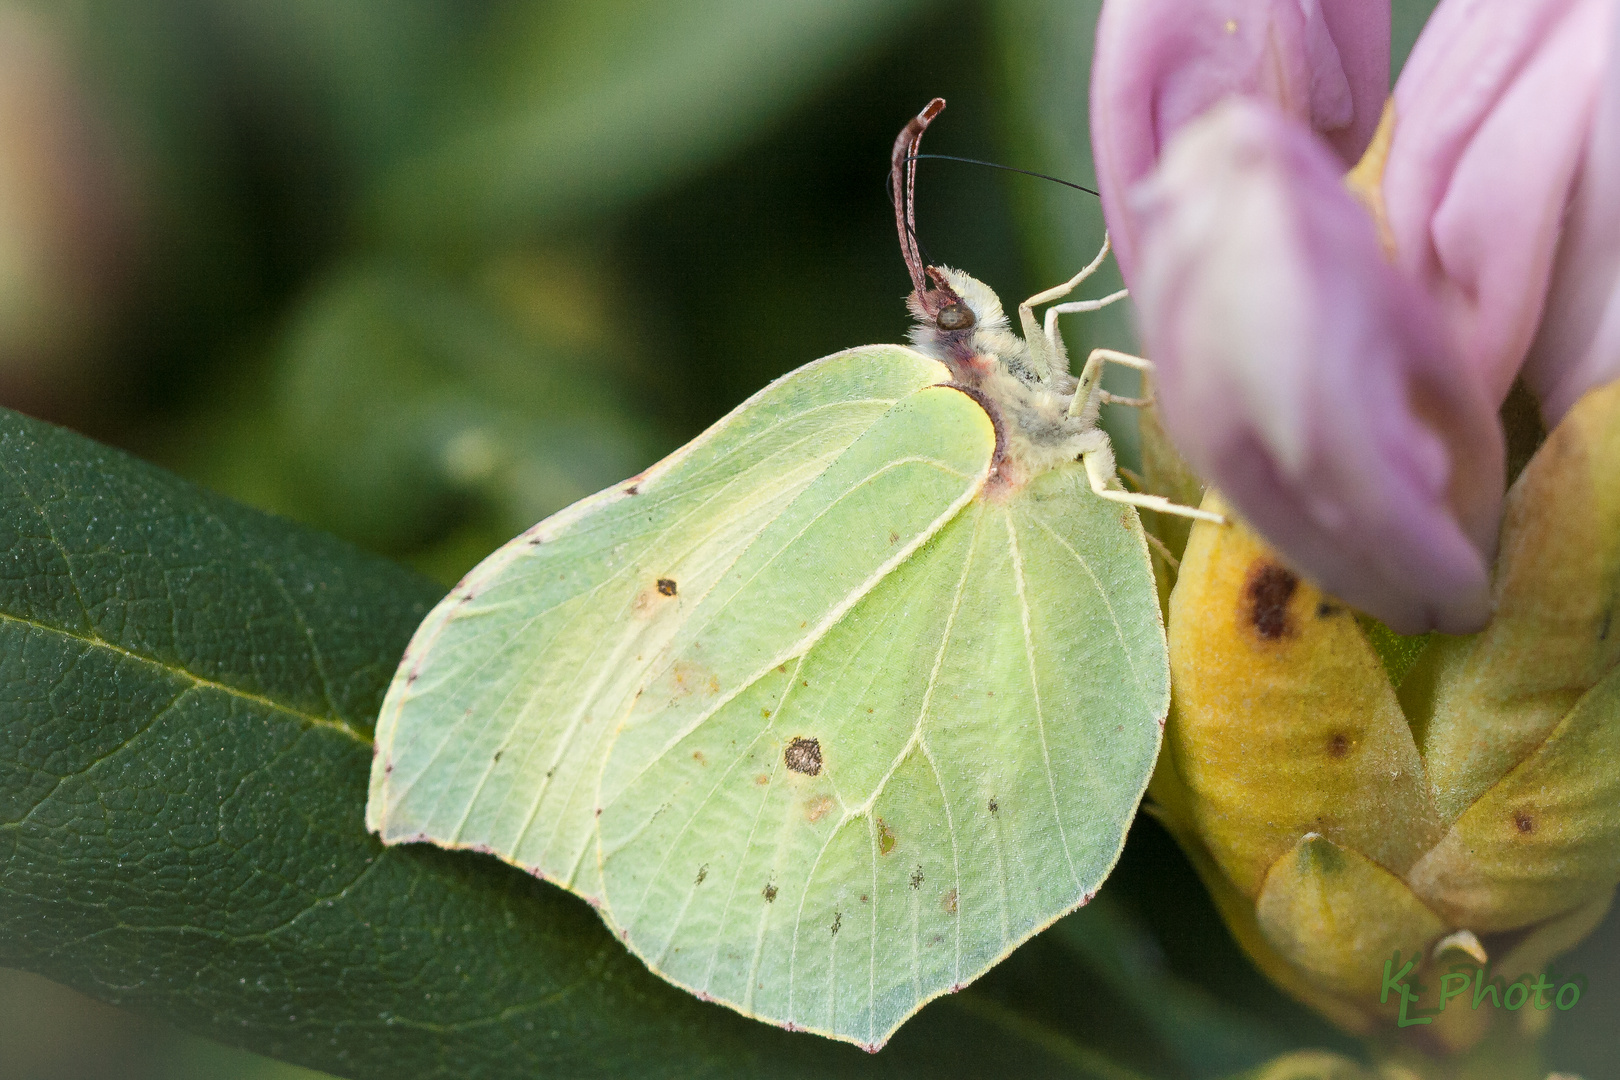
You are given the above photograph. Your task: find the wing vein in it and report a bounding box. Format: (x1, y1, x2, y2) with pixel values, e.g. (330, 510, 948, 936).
(1005, 510, 1081, 890)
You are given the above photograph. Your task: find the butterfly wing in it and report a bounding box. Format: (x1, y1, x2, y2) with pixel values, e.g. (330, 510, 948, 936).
(365, 346, 986, 903)
(596, 457, 1167, 1048)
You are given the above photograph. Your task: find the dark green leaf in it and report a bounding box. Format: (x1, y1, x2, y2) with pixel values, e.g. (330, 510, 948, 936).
(0, 408, 1156, 1079)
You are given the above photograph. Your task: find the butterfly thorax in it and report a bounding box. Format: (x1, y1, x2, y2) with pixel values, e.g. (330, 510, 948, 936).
(908, 265, 1105, 491)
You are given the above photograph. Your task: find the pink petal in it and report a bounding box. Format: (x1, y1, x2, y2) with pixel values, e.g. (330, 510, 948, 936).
(1383, 0, 1610, 408)
(1091, 0, 1390, 281)
(1131, 100, 1504, 634)
(1524, 0, 1620, 422)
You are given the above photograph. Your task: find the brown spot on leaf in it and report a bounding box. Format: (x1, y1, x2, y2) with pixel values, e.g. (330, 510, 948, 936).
(1317, 601, 1341, 618)
(656, 578, 678, 596)
(784, 737, 823, 775)
(987, 798, 998, 813)
(763, 882, 778, 902)
(754, 773, 770, 786)
(1327, 733, 1350, 758)
(761, 708, 772, 719)
(860, 894, 869, 903)
(830, 912, 842, 935)
(877, 818, 897, 855)
(943, 889, 958, 915)
(492, 750, 503, 763)
(625, 484, 640, 495)
(777, 664, 788, 674)
(889, 531, 900, 544)
(1514, 810, 1536, 834)
(692, 750, 705, 765)
(909, 866, 924, 889)
(695, 864, 708, 885)
(1245, 560, 1299, 640)
(806, 795, 833, 822)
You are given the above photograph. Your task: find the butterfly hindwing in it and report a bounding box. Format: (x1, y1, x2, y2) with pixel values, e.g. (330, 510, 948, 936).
(596, 458, 1166, 1048)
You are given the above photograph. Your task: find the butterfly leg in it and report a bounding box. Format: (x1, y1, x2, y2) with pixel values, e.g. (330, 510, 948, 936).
(1069, 347, 1149, 425)
(1081, 440, 1226, 524)
(1070, 364, 1225, 525)
(1018, 233, 1123, 381)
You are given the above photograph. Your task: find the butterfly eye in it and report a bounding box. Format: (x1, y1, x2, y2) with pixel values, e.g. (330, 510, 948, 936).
(935, 303, 975, 332)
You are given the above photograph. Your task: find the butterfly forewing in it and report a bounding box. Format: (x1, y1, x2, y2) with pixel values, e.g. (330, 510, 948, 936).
(367, 346, 966, 901)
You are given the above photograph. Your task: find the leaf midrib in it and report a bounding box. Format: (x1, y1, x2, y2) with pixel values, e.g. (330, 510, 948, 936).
(0, 608, 370, 747)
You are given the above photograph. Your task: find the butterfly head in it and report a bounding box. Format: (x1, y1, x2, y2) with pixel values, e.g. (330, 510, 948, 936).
(906, 266, 1030, 386)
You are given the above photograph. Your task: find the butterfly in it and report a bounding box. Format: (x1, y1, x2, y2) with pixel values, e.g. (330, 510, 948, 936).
(366, 97, 1215, 1051)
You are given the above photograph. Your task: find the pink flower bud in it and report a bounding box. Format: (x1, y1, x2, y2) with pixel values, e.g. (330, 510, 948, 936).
(1523, 0, 1620, 422)
(1091, 0, 1390, 280)
(1130, 100, 1505, 634)
(1382, 0, 1613, 410)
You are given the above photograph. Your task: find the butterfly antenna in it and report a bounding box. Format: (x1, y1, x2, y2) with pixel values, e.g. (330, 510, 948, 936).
(906, 154, 1100, 197)
(891, 98, 945, 299)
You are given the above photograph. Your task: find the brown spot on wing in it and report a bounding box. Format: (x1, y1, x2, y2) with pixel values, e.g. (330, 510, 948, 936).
(670, 660, 720, 697)
(1244, 560, 1299, 640)
(784, 737, 823, 775)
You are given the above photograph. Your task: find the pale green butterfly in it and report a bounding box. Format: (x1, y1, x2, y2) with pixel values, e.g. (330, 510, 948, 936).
(365, 98, 1219, 1050)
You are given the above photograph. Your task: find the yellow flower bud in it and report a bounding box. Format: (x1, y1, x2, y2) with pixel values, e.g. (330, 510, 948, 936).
(1144, 377, 1620, 1055)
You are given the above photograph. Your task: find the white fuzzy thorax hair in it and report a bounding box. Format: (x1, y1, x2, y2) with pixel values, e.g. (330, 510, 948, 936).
(908, 266, 1108, 489)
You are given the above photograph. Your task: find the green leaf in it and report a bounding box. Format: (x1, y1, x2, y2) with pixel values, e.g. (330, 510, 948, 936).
(1048, 897, 1292, 1078)
(0, 407, 1157, 1079)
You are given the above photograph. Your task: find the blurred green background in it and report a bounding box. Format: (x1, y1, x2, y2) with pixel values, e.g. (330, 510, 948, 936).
(3, 1, 1616, 1077)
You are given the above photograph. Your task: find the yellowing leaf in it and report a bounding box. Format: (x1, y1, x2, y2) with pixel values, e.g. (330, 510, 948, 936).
(1166, 498, 1442, 898)
(1245, 1050, 1377, 1080)
(1254, 834, 1446, 1001)
(1146, 803, 1376, 1036)
(1408, 378, 1620, 822)
(1408, 665, 1620, 931)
